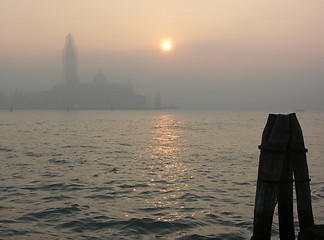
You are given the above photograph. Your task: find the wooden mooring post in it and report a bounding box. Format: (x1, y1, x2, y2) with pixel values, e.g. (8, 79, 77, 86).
(251, 113, 324, 240)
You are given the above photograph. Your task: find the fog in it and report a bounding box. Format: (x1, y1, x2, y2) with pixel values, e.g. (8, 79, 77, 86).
(1, 41, 323, 110)
(1, 0, 324, 110)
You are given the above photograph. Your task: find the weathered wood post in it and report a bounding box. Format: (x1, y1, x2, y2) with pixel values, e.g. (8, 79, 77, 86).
(251, 113, 320, 240)
(289, 113, 314, 231)
(252, 114, 290, 240)
(277, 141, 294, 240)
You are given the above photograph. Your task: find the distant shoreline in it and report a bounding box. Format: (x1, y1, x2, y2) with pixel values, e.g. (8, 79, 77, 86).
(0, 106, 178, 111)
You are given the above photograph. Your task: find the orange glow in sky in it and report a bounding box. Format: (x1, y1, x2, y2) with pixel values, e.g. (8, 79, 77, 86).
(161, 39, 173, 52)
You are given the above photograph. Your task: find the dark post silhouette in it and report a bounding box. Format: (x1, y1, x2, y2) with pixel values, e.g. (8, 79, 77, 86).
(252, 114, 290, 240)
(251, 113, 321, 240)
(289, 114, 314, 231)
(278, 147, 294, 240)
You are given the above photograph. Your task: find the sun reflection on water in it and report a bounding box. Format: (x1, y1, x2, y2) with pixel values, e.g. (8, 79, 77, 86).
(144, 114, 191, 221)
(150, 114, 185, 178)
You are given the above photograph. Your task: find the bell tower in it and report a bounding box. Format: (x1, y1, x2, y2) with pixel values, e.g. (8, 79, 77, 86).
(63, 33, 78, 86)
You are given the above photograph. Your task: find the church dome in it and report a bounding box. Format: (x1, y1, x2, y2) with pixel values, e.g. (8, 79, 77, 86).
(93, 69, 108, 84)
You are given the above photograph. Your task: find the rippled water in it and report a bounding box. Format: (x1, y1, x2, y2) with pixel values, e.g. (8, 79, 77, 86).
(0, 110, 323, 239)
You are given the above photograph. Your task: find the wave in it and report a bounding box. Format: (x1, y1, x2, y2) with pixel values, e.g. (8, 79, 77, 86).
(177, 233, 246, 240)
(57, 217, 195, 235)
(22, 183, 87, 192)
(18, 204, 86, 221)
(0, 147, 14, 152)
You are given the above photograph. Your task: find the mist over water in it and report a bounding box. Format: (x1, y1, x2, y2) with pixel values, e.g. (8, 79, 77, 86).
(1, 44, 324, 110)
(0, 110, 323, 239)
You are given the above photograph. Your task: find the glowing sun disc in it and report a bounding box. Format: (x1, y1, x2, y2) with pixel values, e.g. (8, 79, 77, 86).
(161, 39, 173, 52)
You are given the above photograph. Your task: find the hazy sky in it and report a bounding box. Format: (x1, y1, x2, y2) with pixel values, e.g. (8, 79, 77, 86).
(1, 0, 324, 109)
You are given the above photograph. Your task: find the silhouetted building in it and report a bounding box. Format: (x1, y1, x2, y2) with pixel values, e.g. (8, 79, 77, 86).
(52, 69, 146, 109)
(93, 69, 108, 85)
(154, 93, 161, 109)
(9, 34, 146, 110)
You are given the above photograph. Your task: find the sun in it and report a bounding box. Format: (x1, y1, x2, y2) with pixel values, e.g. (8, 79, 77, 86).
(160, 39, 173, 52)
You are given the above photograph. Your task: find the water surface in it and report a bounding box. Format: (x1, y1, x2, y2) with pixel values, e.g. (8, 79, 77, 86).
(0, 110, 323, 239)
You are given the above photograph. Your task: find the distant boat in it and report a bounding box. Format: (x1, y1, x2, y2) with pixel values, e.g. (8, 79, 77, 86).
(295, 109, 305, 112)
